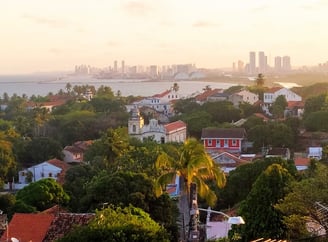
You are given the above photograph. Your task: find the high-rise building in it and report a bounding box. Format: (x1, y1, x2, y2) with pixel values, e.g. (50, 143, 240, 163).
(249, 51, 256, 75)
(258, 51, 267, 73)
(149, 65, 158, 78)
(121, 60, 125, 73)
(274, 56, 282, 72)
(114, 60, 118, 72)
(282, 56, 291, 71)
(238, 60, 244, 73)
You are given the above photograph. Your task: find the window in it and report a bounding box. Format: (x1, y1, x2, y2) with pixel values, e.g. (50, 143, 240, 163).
(132, 125, 136, 133)
(216, 139, 221, 147)
(49, 172, 52, 177)
(224, 139, 228, 147)
(208, 139, 212, 146)
(232, 139, 237, 146)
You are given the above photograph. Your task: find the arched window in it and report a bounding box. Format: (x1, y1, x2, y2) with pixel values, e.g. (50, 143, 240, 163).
(132, 125, 136, 132)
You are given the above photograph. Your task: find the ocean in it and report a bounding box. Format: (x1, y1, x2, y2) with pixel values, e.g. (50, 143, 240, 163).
(0, 74, 237, 98)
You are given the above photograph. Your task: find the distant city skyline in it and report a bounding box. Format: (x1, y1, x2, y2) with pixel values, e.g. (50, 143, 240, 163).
(1, 0, 328, 74)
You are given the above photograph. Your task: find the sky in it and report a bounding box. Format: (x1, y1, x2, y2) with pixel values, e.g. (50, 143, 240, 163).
(1, 0, 328, 74)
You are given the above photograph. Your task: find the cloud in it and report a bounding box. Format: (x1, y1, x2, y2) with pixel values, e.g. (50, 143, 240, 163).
(22, 14, 70, 28)
(192, 21, 219, 28)
(121, 1, 152, 16)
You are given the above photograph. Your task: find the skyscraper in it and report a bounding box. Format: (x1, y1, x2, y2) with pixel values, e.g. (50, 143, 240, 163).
(249, 51, 256, 75)
(238, 60, 244, 73)
(121, 60, 125, 73)
(274, 56, 282, 72)
(258, 51, 267, 73)
(282, 56, 291, 72)
(114, 60, 118, 72)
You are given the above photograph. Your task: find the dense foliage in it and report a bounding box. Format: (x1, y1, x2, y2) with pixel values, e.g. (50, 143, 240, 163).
(16, 178, 69, 211)
(58, 205, 170, 242)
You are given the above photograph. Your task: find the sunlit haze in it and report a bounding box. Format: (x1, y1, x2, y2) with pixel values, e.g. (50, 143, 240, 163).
(1, 0, 328, 74)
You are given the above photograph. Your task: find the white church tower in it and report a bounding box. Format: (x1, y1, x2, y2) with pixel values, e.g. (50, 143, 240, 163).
(128, 106, 144, 139)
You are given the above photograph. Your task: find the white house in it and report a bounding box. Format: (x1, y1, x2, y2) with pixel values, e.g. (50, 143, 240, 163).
(308, 147, 322, 160)
(263, 87, 302, 106)
(238, 90, 259, 105)
(18, 159, 70, 185)
(128, 107, 187, 143)
(63, 140, 93, 163)
(128, 88, 181, 116)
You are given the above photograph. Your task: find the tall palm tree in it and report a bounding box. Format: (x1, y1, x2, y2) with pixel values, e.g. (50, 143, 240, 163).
(155, 138, 226, 207)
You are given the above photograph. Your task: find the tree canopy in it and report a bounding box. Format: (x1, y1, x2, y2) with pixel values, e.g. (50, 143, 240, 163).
(16, 178, 69, 211)
(58, 205, 170, 242)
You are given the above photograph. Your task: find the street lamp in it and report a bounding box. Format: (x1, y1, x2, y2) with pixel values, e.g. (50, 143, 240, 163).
(198, 207, 245, 225)
(198, 207, 245, 240)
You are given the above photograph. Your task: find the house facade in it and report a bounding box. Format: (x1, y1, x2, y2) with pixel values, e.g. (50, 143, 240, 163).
(212, 152, 250, 173)
(128, 107, 186, 143)
(263, 87, 302, 106)
(63, 140, 93, 163)
(130, 88, 181, 116)
(238, 90, 259, 105)
(201, 128, 246, 153)
(18, 159, 70, 186)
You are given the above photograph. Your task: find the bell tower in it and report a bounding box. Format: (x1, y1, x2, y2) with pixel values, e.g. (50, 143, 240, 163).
(128, 106, 144, 139)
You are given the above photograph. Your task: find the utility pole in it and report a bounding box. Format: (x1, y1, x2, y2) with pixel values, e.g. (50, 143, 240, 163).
(188, 182, 200, 242)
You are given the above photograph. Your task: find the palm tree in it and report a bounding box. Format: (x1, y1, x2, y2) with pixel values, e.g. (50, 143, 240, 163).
(172, 82, 179, 92)
(256, 73, 265, 87)
(155, 138, 226, 207)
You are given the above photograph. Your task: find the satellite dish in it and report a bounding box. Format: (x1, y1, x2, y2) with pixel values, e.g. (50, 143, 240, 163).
(11, 238, 19, 242)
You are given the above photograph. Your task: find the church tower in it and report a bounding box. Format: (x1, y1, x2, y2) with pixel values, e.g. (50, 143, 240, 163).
(128, 106, 144, 139)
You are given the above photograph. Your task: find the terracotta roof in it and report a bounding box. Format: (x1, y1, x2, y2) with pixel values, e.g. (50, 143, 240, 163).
(152, 90, 170, 98)
(63, 145, 83, 154)
(47, 159, 71, 185)
(265, 86, 283, 93)
(164, 120, 186, 133)
(294, 157, 311, 166)
(287, 101, 304, 108)
(213, 152, 249, 167)
(1, 213, 55, 242)
(195, 88, 222, 102)
(43, 213, 95, 242)
(73, 140, 93, 151)
(41, 205, 68, 215)
(201, 128, 246, 139)
(267, 147, 289, 156)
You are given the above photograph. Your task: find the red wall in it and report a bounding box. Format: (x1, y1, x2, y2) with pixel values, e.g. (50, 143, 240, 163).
(204, 139, 240, 149)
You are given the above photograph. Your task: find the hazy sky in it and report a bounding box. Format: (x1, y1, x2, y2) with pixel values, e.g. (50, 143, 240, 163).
(1, 0, 328, 74)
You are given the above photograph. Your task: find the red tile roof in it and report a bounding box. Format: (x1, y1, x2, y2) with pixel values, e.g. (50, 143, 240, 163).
(73, 140, 93, 151)
(195, 88, 222, 102)
(1, 213, 55, 242)
(43, 213, 94, 242)
(287, 101, 304, 108)
(294, 157, 311, 166)
(164, 120, 186, 133)
(266, 87, 283, 93)
(47, 159, 71, 185)
(152, 90, 171, 98)
(213, 152, 250, 167)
